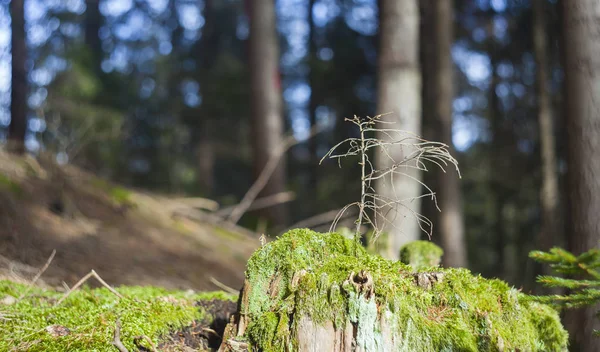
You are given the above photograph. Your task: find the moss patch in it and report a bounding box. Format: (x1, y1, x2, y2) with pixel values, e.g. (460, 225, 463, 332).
(400, 240, 444, 270)
(0, 173, 23, 196)
(0, 280, 235, 351)
(90, 178, 133, 206)
(241, 229, 568, 351)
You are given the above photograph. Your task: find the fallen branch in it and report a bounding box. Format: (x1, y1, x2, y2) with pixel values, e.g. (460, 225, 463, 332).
(216, 192, 296, 217)
(287, 208, 357, 231)
(227, 127, 322, 224)
(55, 270, 123, 306)
(17, 250, 56, 302)
(112, 318, 129, 352)
(210, 276, 239, 295)
(169, 197, 220, 212)
(172, 207, 258, 238)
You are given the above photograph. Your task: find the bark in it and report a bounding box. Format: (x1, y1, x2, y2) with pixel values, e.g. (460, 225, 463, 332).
(532, 0, 560, 291)
(376, 0, 421, 260)
(562, 1, 600, 350)
(8, 0, 27, 154)
(428, 0, 466, 268)
(247, 0, 288, 227)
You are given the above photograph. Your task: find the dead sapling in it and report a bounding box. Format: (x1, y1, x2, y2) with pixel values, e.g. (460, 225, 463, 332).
(320, 114, 460, 255)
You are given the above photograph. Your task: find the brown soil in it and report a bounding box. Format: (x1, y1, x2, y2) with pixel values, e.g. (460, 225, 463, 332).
(0, 149, 259, 292)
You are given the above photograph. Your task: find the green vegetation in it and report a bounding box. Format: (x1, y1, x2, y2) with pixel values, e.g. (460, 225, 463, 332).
(400, 240, 444, 270)
(242, 229, 568, 351)
(90, 178, 133, 207)
(0, 173, 23, 196)
(529, 247, 600, 335)
(0, 280, 235, 351)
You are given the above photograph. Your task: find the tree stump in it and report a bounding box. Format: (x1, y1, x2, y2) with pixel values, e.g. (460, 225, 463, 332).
(219, 229, 568, 351)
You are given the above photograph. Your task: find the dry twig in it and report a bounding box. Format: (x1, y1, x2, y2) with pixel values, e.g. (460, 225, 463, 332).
(54, 270, 124, 306)
(320, 114, 460, 251)
(209, 276, 239, 295)
(112, 318, 129, 352)
(227, 127, 322, 224)
(17, 250, 56, 302)
(216, 191, 296, 217)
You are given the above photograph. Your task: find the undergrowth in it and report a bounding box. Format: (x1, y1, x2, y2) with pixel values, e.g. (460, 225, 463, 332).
(0, 280, 235, 351)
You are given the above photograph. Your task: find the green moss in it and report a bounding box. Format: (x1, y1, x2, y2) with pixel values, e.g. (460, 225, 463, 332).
(0, 280, 235, 351)
(0, 173, 23, 196)
(242, 229, 568, 351)
(90, 178, 133, 206)
(400, 240, 444, 270)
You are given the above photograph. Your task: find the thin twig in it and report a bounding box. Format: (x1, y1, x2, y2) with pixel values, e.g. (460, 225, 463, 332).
(209, 277, 239, 295)
(17, 250, 56, 302)
(227, 126, 322, 224)
(320, 114, 460, 249)
(55, 270, 124, 306)
(112, 318, 129, 352)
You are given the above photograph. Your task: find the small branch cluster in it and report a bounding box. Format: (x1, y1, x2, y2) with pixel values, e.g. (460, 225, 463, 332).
(320, 114, 460, 251)
(530, 248, 600, 311)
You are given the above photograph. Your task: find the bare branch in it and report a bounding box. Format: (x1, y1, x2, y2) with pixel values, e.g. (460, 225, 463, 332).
(319, 114, 460, 252)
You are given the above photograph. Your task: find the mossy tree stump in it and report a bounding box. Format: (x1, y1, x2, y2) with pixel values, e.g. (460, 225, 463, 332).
(219, 229, 568, 352)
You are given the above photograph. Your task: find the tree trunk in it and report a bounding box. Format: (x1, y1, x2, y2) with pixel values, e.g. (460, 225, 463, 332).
(247, 0, 288, 228)
(84, 0, 103, 73)
(8, 0, 27, 155)
(376, 0, 421, 260)
(427, 0, 466, 268)
(562, 1, 600, 350)
(307, 0, 318, 191)
(533, 0, 560, 292)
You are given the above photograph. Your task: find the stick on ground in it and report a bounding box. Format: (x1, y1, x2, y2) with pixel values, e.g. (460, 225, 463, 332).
(17, 249, 56, 302)
(209, 277, 239, 295)
(54, 270, 124, 306)
(112, 318, 129, 352)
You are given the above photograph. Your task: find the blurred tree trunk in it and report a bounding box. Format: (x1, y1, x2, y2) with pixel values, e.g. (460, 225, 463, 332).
(247, 0, 288, 227)
(533, 0, 559, 258)
(487, 20, 507, 279)
(424, 0, 466, 268)
(376, 0, 421, 260)
(84, 0, 103, 73)
(562, 1, 600, 350)
(8, 0, 27, 154)
(307, 0, 318, 190)
(196, 0, 216, 196)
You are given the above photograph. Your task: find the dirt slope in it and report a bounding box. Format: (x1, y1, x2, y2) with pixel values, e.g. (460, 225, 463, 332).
(0, 149, 259, 291)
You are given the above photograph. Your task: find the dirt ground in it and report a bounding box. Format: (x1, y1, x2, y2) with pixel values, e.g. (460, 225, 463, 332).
(0, 150, 260, 293)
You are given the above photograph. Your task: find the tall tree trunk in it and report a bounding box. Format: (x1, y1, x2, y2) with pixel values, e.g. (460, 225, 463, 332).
(488, 22, 507, 279)
(196, 0, 216, 196)
(430, 0, 466, 268)
(376, 0, 421, 260)
(562, 1, 600, 350)
(533, 0, 559, 266)
(248, 0, 288, 228)
(84, 0, 103, 74)
(8, 0, 27, 155)
(307, 0, 318, 191)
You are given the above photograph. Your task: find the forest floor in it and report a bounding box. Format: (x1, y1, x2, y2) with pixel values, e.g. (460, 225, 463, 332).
(0, 149, 260, 293)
